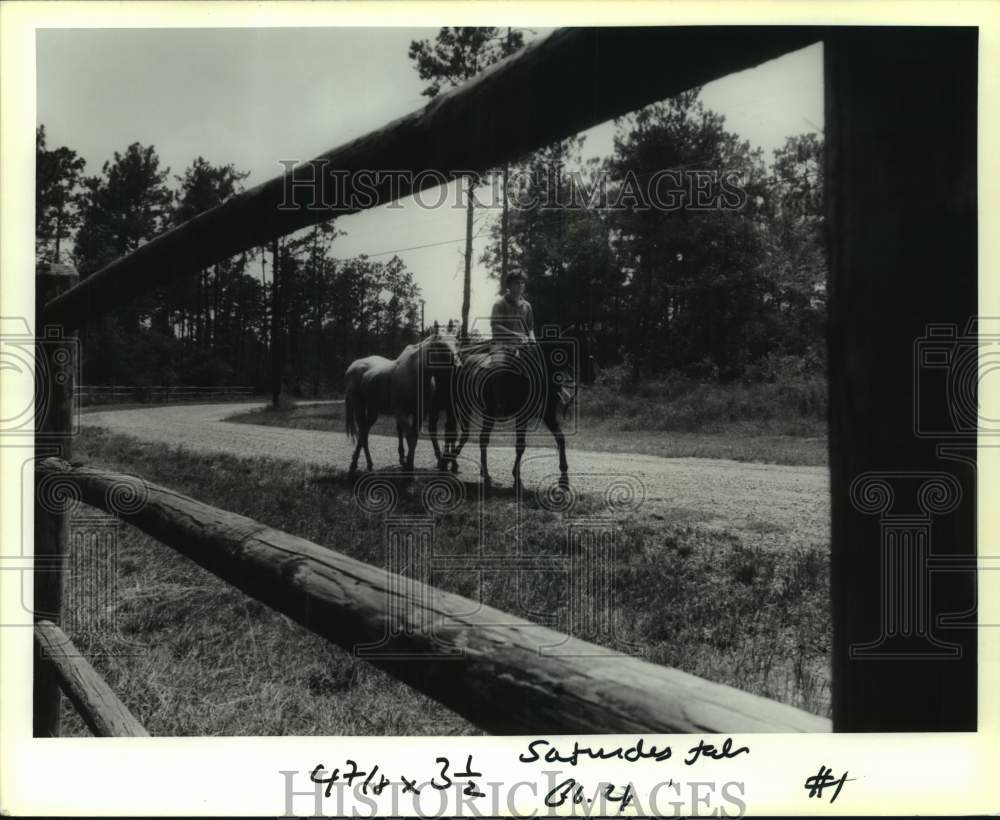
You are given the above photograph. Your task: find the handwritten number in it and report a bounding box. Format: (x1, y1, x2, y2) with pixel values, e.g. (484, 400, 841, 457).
(804, 765, 854, 804)
(454, 755, 482, 778)
(309, 764, 340, 798)
(544, 778, 587, 808)
(432, 757, 452, 790)
(605, 782, 634, 811)
(361, 765, 390, 796)
(342, 759, 367, 786)
(369, 773, 391, 796)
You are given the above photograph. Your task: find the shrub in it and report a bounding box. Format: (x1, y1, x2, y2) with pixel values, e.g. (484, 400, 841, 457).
(581, 366, 827, 435)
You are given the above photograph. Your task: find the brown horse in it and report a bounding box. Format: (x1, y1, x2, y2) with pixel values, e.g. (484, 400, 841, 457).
(345, 322, 462, 474)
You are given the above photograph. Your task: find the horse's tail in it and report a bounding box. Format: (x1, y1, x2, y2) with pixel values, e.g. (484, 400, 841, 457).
(345, 391, 358, 443)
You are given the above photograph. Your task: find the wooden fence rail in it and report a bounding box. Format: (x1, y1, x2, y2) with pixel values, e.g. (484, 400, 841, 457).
(34, 621, 149, 737)
(37, 457, 830, 734)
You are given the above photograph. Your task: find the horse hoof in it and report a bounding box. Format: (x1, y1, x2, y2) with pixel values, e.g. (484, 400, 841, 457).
(450, 461, 460, 474)
(559, 474, 570, 490)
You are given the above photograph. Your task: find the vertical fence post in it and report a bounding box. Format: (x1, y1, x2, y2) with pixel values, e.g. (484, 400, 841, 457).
(825, 29, 977, 730)
(33, 262, 79, 737)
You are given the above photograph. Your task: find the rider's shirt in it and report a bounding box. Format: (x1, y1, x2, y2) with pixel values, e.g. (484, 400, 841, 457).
(490, 294, 534, 344)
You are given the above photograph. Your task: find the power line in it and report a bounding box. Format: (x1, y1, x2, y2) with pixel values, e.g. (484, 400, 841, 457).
(345, 235, 473, 260)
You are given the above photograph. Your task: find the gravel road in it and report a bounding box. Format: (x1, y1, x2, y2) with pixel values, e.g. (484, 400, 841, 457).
(82, 401, 830, 551)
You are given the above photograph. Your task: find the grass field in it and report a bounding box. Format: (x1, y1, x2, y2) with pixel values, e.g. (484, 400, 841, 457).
(58, 425, 831, 736)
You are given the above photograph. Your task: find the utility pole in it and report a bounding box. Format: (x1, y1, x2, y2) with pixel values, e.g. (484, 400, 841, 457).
(420, 299, 426, 335)
(461, 175, 473, 341)
(500, 26, 512, 285)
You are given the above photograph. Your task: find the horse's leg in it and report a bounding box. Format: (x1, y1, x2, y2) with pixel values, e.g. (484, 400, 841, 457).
(543, 403, 569, 488)
(479, 416, 494, 491)
(396, 417, 406, 469)
(512, 413, 527, 492)
(349, 395, 365, 474)
(444, 409, 458, 472)
(428, 403, 445, 470)
(451, 410, 472, 473)
(362, 408, 377, 471)
(350, 437, 363, 475)
(355, 419, 372, 473)
(405, 412, 418, 471)
(349, 411, 370, 475)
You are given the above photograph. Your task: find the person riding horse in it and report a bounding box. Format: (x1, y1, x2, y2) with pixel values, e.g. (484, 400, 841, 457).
(491, 270, 536, 347)
(490, 270, 541, 413)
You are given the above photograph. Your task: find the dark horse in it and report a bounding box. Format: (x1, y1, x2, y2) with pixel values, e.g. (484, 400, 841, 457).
(430, 329, 594, 491)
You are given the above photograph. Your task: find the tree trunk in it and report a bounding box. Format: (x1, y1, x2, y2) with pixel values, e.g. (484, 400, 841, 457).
(501, 166, 509, 281)
(54, 206, 63, 263)
(461, 176, 474, 340)
(271, 238, 281, 407)
(632, 264, 653, 384)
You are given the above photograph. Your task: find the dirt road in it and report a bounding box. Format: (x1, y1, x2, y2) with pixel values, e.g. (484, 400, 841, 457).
(81, 402, 830, 551)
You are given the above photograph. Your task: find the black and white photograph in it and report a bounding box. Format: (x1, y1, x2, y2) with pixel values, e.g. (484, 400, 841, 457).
(2, 1, 997, 817)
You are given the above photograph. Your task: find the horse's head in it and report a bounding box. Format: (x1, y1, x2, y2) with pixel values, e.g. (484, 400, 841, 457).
(540, 326, 596, 418)
(426, 319, 463, 370)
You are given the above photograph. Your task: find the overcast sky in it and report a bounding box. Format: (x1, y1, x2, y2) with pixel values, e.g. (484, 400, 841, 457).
(37, 28, 823, 328)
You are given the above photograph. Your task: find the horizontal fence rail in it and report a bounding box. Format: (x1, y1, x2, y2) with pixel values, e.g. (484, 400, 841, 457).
(38, 457, 830, 734)
(42, 26, 821, 330)
(34, 620, 149, 737)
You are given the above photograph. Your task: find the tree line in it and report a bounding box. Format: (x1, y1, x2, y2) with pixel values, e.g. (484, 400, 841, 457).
(36, 127, 424, 392)
(478, 90, 825, 383)
(36, 27, 825, 392)
(411, 28, 825, 384)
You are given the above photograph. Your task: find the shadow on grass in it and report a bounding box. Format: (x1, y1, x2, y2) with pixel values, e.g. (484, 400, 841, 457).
(311, 467, 595, 511)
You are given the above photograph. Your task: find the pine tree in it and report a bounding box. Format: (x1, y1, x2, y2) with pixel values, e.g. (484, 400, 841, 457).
(35, 125, 86, 264)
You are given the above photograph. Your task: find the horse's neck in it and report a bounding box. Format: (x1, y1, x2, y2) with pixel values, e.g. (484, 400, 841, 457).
(416, 338, 446, 368)
(395, 343, 420, 366)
